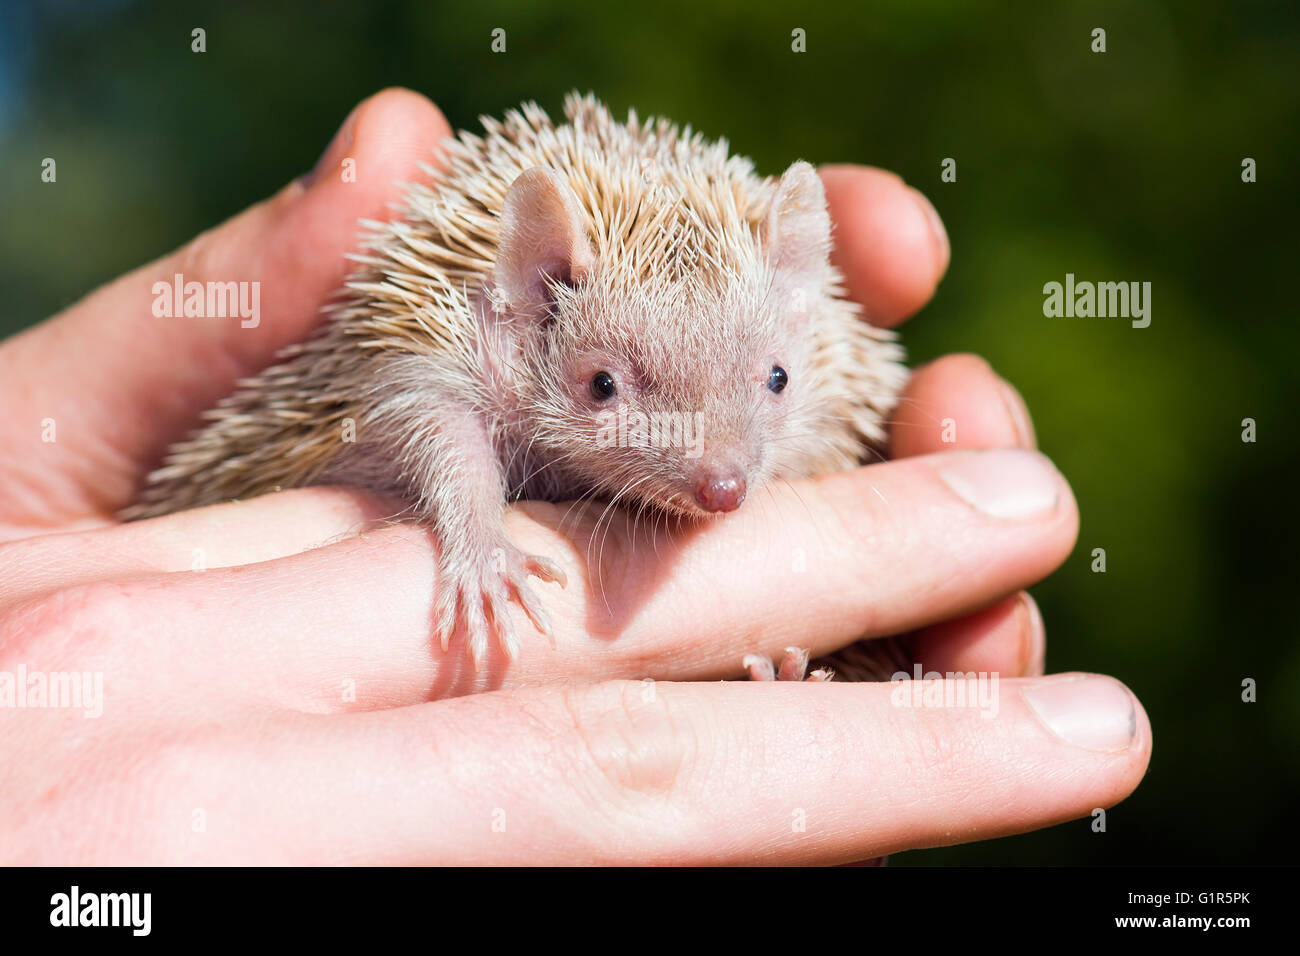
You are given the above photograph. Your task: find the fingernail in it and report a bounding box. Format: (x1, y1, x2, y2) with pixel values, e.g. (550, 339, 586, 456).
(908, 186, 949, 277)
(935, 449, 1060, 519)
(1021, 675, 1137, 752)
(298, 99, 363, 190)
(1017, 592, 1045, 676)
(998, 376, 1037, 450)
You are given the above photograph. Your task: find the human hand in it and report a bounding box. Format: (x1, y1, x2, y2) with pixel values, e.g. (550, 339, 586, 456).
(0, 89, 1149, 863)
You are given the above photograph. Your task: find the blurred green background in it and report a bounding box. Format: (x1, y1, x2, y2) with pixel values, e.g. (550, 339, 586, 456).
(1, 0, 1296, 863)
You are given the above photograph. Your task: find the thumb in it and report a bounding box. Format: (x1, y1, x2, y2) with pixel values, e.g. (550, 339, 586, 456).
(0, 88, 451, 529)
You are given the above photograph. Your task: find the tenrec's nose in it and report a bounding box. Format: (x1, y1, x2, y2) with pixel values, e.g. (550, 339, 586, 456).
(694, 474, 747, 513)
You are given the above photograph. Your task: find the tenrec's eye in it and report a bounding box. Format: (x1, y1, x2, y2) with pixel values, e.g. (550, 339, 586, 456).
(767, 365, 788, 393)
(590, 371, 617, 400)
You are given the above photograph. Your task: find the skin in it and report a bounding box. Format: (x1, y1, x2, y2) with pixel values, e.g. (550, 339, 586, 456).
(0, 89, 1150, 864)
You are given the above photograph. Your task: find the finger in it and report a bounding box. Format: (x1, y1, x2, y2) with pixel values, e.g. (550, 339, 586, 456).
(56, 447, 1076, 705)
(559, 448, 1075, 680)
(891, 353, 1036, 458)
(906, 591, 1046, 678)
(824, 590, 1045, 682)
(0, 487, 403, 599)
(881, 356, 1039, 683)
(821, 165, 949, 328)
(218, 673, 1148, 864)
(10, 349, 1034, 705)
(0, 89, 451, 527)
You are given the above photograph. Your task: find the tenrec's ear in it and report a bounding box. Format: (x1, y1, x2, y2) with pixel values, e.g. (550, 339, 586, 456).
(766, 160, 831, 289)
(492, 166, 593, 315)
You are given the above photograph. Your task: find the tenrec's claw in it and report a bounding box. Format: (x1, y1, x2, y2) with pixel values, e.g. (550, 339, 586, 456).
(515, 586, 556, 649)
(744, 647, 832, 682)
(485, 591, 521, 662)
(463, 589, 491, 672)
(744, 654, 776, 681)
(434, 591, 458, 653)
(777, 647, 810, 682)
(525, 554, 568, 589)
(437, 545, 565, 668)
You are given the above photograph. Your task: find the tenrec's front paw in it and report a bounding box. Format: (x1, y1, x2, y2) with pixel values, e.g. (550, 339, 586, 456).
(433, 544, 567, 671)
(743, 647, 833, 682)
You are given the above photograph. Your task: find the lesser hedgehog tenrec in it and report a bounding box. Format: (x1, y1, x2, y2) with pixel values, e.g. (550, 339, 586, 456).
(126, 93, 909, 671)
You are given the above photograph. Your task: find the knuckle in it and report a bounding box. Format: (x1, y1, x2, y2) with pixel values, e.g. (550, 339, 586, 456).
(898, 702, 965, 776)
(174, 223, 226, 280)
(558, 680, 697, 803)
(141, 729, 221, 794)
(0, 581, 147, 663)
(819, 471, 907, 567)
(1, 580, 135, 647)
